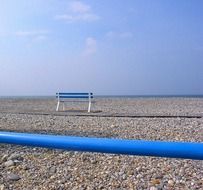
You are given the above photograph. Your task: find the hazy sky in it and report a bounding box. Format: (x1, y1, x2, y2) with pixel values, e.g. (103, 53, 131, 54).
(0, 0, 203, 96)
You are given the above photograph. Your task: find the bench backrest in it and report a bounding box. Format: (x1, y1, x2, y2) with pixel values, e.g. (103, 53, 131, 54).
(56, 93, 93, 99)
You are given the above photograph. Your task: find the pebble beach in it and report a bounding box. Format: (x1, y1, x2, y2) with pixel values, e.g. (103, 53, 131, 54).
(0, 97, 203, 190)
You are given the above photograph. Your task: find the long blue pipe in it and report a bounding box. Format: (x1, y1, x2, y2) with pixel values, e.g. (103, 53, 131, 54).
(0, 131, 203, 160)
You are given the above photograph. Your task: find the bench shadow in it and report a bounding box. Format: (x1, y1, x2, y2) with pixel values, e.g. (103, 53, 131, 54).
(58, 109, 102, 113)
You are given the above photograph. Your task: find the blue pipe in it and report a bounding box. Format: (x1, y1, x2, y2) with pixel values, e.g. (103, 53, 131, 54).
(0, 131, 203, 160)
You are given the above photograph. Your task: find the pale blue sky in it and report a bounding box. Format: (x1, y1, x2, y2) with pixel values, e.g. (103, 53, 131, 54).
(0, 0, 203, 96)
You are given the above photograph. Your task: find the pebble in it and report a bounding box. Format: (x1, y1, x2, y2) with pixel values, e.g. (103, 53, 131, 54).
(0, 185, 5, 190)
(4, 160, 14, 167)
(1, 155, 8, 163)
(7, 173, 21, 181)
(49, 166, 57, 174)
(22, 164, 31, 170)
(136, 174, 142, 178)
(151, 179, 160, 185)
(8, 153, 23, 161)
(150, 187, 158, 190)
(179, 168, 185, 176)
(168, 179, 174, 186)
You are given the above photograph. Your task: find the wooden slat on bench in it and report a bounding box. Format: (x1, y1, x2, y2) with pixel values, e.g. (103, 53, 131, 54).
(56, 93, 92, 95)
(58, 96, 93, 99)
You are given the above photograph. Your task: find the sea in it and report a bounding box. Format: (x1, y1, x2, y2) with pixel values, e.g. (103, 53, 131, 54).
(0, 95, 203, 99)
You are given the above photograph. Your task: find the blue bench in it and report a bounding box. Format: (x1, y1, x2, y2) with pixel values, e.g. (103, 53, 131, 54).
(56, 93, 93, 112)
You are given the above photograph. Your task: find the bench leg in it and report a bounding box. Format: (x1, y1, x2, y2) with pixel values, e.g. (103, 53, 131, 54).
(56, 101, 60, 111)
(88, 101, 91, 113)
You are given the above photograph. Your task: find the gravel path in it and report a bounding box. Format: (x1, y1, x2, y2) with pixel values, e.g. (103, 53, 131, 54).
(0, 98, 203, 189)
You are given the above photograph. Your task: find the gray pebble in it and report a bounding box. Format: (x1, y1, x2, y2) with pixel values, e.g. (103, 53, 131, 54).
(7, 173, 21, 181)
(8, 153, 23, 161)
(4, 160, 14, 167)
(49, 166, 56, 174)
(136, 174, 142, 178)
